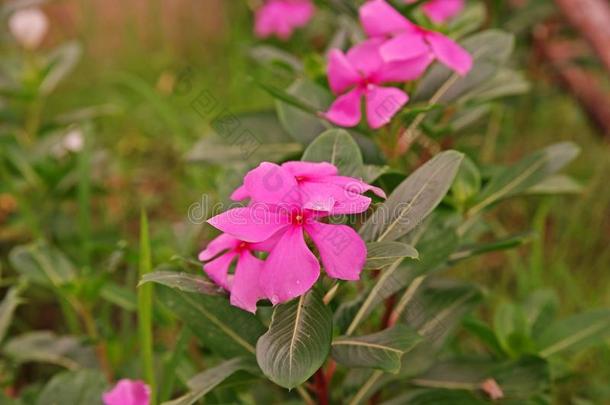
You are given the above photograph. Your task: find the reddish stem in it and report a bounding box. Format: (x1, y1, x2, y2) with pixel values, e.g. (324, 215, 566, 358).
(314, 368, 329, 405)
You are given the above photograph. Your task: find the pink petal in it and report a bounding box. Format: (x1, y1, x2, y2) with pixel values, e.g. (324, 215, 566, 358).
(254, 0, 314, 40)
(281, 161, 339, 179)
(230, 252, 265, 313)
(365, 85, 408, 129)
(323, 175, 387, 199)
(346, 38, 385, 77)
(379, 32, 430, 63)
(299, 181, 372, 215)
(425, 31, 473, 75)
(378, 53, 434, 83)
(199, 233, 240, 261)
(242, 162, 300, 206)
(207, 206, 291, 243)
(360, 0, 412, 37)
(422, 0, 464, 24)
(305, 221, 366, 280)
(324, 88, 363, 128)
(250, 231, 283, 252)
(260, 226, 320, 304)
(230, 184, 249, 201)
(286, 0, 315, 26)
(103, 379, 150, 405)
(327, 49, 360, 94)
(203, 251, 237, 290)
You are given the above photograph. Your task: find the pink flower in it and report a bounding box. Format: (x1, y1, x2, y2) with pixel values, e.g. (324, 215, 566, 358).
(254, 0, 315, 40)
(323, 39, 431, 129)
(231, 161, 386, 214)
(8, 7, 49, 50)
(360, 0, 472, 76)
(199, 233, 268, 313)
(207, 161, 373, 305)
(103, 379, 150, 405)
(406, 0, 465, 24)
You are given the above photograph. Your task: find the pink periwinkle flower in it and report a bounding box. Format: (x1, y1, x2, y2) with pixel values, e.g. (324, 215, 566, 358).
(405, 0, 465, 24)
(103, 379, 150, 405)
(254, 0, 315, 40)
(199, 233, 268, 313)
(231, 161, 386, 213)
(324, 38, 432, 129)
(360, 0, 472, 76)
(206, 161, 377, 306)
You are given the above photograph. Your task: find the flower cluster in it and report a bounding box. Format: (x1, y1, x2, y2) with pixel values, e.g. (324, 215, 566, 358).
(325, 0, 472, 129)
(254, 0, 315, 40)
(201, 161, 385, 312)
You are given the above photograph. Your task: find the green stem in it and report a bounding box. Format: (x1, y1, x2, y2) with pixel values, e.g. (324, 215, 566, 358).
(158, 328, 191, 403)
(138, 210, 156, 404)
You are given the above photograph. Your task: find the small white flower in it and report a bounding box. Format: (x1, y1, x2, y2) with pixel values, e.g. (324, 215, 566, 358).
(63, 129, 84, 152)
(8, 7, 49, 50)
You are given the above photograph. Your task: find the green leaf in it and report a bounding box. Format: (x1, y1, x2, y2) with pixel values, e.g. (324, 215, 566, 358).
(460, 68, 529, 104)
(100, 282, 137, 312)
(36, 369, 107, 405)
(450, 156, 481, 207)
(410, 356, 549, 400)
(331, 325, 421, 373)
(381, 389, 486, 405)
(301, 129, 364, 178)
(537, 309, 610, 357)
(469, 142, 580, 214)
(493, 303, 534, 357)
(523, 289, 559, 338)
(525, 174, 582, 195)
(364, 241, 419, 270)
(362, 164, 389, 184)
(186, 111, 301, 164)
(409, 212, 460, 275)
(256, 289, 332, 389)
(4, 331, 97, 369)
(491, 356, 550, 399)
(275, 78, 332, 144)
(414, 30, 515, 103)
(449, 232, 533, 263)
(248, 45, 303, 72)
(41, 41, 82, 95)
(406, 280, 483, 345)
(157, 285, 266, 358)
(163, 358, 257, 405)
(275, 78, 383, 163)
(139, 271, 224, 295)
(360, 151, 464, 242)
(9, 241, 76, 287)
(0, 287, 23, 343)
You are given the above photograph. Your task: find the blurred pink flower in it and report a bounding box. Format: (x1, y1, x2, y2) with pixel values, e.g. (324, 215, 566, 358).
(207, 161, 372, 305)
(199, 233, 267, 313)
(323, 39, 431, 129)
(254, 0, 314, 40)
(8, 7, 49, 50)
(360, 0, 472, 75)
(102, 379, 150, 405)
(405, 0, 465, 24)
(231, 161, 386, 213)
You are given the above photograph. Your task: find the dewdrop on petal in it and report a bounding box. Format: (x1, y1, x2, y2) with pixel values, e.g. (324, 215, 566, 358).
(8, 7, 49, 50)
